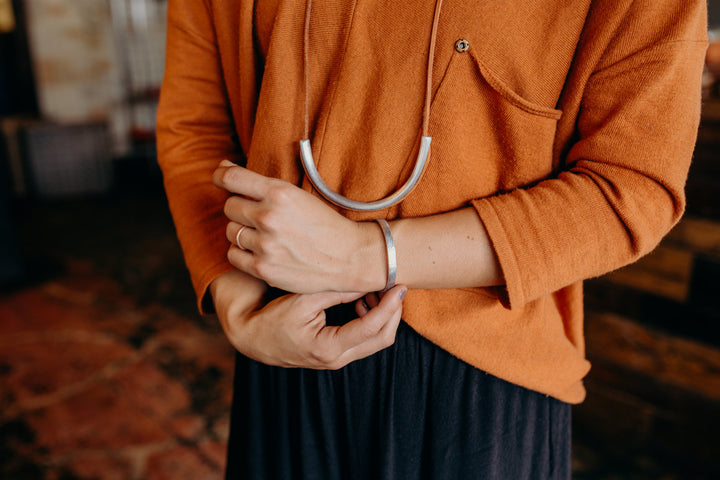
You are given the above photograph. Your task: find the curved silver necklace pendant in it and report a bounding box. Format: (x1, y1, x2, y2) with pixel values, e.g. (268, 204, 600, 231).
(299, 136, 432, 211)
(299, 0, 443, 212)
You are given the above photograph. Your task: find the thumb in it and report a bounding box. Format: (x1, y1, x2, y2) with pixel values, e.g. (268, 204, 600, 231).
(373, 285, 407, 312)
(326, 285, 407, 354)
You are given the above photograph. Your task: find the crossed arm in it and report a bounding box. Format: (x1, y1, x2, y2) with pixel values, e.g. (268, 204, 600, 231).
(162, 0, 707, 373)
(208, 160, 503, 369)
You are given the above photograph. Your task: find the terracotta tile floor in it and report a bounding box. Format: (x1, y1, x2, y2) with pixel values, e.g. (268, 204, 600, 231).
(1, 192, 718, 479)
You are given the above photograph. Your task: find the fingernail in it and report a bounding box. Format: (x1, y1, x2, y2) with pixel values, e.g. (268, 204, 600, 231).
(399, 287, 407, 301)
(220, 159, 234, 167)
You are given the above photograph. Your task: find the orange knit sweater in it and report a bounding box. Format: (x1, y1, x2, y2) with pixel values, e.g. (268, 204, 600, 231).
(156, 0, 707, 403)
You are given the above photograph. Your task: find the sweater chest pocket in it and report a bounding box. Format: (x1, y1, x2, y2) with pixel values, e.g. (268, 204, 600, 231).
(400, 45, 562, 217)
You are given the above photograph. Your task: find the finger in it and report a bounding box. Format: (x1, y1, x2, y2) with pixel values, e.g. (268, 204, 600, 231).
(365, 292, 380, 309)
(213, 163, 278, 200)
(226, 245, 257, 274)
(321, 285, 406, 357)
(212, 159, 238, 189)
(223, 195, 263, 226)
(322, 288, 405, 369)
(212, 166, 234, 191)
(335, 303, 403, 367)
(226, 222, 258, 251)
(355, 298, 370, 316)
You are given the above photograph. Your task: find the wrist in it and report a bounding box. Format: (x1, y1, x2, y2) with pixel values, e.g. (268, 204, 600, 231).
(349, 221, 388, 292)
(210, 270, 267, 319)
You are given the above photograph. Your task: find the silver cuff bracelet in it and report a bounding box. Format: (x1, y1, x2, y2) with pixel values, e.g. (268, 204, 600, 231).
(375, 219, 397, 292)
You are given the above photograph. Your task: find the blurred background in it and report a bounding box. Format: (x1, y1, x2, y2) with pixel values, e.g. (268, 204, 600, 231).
(0, 0, 718, 478)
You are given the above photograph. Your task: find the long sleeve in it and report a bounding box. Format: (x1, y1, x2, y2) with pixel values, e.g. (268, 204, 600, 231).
(471, 0, 708, 309)
(155, 0, 708, 401)
(156, 0, 255, 313)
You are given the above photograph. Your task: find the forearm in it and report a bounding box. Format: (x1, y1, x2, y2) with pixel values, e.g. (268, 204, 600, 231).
(357, 207, 503, 291)
(214, 163, 502, 294)
(209, 270, 267, 341)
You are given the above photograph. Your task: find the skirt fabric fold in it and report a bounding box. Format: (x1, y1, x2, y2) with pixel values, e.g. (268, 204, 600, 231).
(225, 303, 571, 480)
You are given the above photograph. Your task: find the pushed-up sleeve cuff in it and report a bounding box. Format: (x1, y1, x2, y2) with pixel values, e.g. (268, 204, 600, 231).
(471, 30, 707, 309)
(470, 198, 523, 309)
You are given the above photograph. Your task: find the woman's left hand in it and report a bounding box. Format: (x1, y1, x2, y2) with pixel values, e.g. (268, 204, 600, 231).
(213, 160, 385, 294)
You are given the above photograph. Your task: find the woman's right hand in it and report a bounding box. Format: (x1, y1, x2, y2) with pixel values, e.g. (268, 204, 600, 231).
(211, 271, 407, 369)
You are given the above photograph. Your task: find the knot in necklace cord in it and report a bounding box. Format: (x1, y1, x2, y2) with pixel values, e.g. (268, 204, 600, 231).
(300, 0, 445, 211)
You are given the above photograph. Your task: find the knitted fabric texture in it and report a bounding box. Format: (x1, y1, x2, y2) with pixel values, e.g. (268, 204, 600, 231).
(157, 0, 708, 403)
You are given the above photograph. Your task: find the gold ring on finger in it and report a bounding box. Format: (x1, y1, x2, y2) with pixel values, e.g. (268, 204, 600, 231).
(235, 225, 249, 251)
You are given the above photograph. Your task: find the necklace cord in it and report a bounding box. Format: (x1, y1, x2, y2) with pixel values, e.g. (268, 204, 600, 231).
(303, 0, 313, 140)
(303, 0, 443, 140)
(424, 0, 444, 137)
(300, 0, 443, 211)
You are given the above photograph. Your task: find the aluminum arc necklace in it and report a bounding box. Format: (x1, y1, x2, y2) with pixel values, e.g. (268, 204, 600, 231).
(299, 0, 445, 211)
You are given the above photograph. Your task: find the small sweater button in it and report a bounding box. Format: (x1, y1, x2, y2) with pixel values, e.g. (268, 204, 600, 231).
(455, 39, 470, 53)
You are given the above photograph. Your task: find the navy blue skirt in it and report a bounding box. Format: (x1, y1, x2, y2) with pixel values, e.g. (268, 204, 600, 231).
(225, 302, 571, 479)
